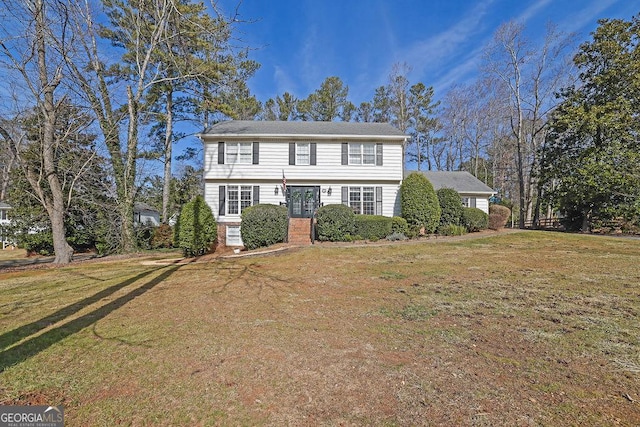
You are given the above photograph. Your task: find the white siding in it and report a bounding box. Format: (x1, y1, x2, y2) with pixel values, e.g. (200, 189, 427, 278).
(203, 139, 403, 183)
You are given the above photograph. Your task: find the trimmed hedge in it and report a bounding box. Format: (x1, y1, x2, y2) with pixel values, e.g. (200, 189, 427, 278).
(400, 172, 441, 234)
(462, 207, 488, 232)
(437, 187, 464, 227)
(240, 204, 288, 250)
(354, 215, 393, 241)
(488, 204, 511, 230)
(174, 195, 217, 257)
(316, 204, 355, 241)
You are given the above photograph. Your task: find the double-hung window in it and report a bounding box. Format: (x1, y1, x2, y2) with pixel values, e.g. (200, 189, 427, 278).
(344, 143, 382, 165)
(296, 143, 310, 165)
(348, 186, 376, 215)
(226, 142, 253, 164)
(227, 185, 253, 215)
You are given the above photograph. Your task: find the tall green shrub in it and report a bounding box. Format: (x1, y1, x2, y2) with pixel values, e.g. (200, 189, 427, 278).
(316, 204, 355, 241)
(175, 195, 217, 257)
(462, 207, 488, 232)
(400, 172, 441, 234)
(240, 204, 288, 250)
(437, 187, 464, 228)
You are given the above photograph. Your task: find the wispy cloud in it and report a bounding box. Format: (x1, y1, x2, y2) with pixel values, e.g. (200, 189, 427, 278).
(513, 0, 553, 25)
(393, 0, 497, 80)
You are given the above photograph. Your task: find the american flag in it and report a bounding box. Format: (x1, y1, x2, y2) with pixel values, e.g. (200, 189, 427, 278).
(282, 170, 287, 192)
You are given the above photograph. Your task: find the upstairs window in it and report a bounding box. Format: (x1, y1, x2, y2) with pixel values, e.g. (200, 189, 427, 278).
(226, 142, 253, 164)
(296, 143, 310, 165)
(343, 143, 382, 165)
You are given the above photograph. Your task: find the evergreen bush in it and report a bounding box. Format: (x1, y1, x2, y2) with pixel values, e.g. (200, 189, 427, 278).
(488, 204, 511, 230)
(316, 204, 355, 241)
(400, 172, 441, 235)
(240, 204, 288, 250)
(354, 215, 393, 241)
(437, 187, 464, 227)
(390, 216, 409, 235)
(462, 207, 488, 232)
(174, 195, 217, 257)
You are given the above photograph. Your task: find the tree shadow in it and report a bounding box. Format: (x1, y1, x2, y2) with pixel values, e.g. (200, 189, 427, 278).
(0, 262, 184, 372)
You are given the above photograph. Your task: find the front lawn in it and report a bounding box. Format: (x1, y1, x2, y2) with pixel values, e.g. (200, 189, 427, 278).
(1, 232, 638, 425)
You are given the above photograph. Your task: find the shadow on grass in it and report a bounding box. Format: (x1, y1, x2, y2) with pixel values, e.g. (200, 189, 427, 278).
(0, 261, 185, 372)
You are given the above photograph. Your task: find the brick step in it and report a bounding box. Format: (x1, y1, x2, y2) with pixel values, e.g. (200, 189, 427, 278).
(288, 218, 313, 245)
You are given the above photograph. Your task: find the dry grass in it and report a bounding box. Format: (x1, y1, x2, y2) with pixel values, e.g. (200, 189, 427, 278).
(1, 231, 639, 426)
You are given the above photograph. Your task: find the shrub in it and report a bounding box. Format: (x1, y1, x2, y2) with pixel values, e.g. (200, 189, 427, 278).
(174, 195, 217, 257)
(437, 187, 464, 227)
(462, 207, 488, 232)
(488, 204, 511, 230)
(437, 224, 468, 236)
(20, 231, 54, 256)
(391, 216, 409, 236)
(400, 172, 441, 234)
(240, 204, 288, 250)
(316, 204, 355, 241)
(354, 215, 393, 241)
(152, 224, 174, 249)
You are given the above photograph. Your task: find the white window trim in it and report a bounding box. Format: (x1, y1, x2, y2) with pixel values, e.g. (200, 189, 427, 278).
(227, 185, 253, 215)
(226, 225, 243, 246)
(348, 143, 376, 165)
(296, 142, 310, 165)
(349, 186, 375, 215)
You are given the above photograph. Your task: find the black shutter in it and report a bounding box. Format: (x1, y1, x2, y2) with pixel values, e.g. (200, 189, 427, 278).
(470, 197, 476, 208)
(341, 186, 349, 205)
(341, 143, 348, 165)
(310, 143, 317, 165)
(252, 142, 259, 164)
(253, 186, 260, 205)
(375, 187, 383, 215)
(218, 142, 225, 164)
(376, 143, 383, 166)
(219, 186, 226, 216)
(289, 143, 295, 165)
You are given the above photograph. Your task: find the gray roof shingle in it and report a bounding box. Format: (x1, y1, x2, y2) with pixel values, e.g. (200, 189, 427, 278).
(412, 171, 495, 194)
(202, 120, 407, 138)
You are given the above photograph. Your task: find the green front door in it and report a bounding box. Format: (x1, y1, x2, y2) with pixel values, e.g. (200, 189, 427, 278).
(288, 186, 320, 218)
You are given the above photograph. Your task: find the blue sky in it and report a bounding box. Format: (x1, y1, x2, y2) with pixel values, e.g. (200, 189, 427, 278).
(219, 0, 638, 105)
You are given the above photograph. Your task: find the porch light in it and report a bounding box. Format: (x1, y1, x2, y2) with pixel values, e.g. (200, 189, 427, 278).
(327, 186, 332, 196)
(274, 186, 279, 195)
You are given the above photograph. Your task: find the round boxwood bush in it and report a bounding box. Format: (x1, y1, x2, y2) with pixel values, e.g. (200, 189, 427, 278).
(390, 216, 409, 236)
(174, 195, 217, 257)
(462, 207, 488, 232)
(354, 215, 393, 241)
(437, 187, 464, 227)
(316, 204, 355, 241)
(400, 172, 441, 234)
(240, 204, 288, 250)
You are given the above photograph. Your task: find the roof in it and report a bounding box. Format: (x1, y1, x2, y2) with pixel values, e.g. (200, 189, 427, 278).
(0, 201, 12, 209)
(201, 120, 407, 140)
(134, 202, 159, 213)
(412, 171, 495, 195)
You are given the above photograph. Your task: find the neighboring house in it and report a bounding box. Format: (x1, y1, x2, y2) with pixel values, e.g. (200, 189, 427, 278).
(0, 201, 14, 249)
(201, 120, 407, 246)
(134, 202, 160, 226)
(416, 171, 495, 214)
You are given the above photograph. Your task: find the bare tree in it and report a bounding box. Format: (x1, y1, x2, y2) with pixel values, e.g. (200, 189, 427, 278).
(483, 21, 574, 227)
(0, 0, 80, 263)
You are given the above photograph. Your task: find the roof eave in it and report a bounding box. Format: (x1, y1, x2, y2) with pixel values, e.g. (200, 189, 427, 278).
(198, 133, 408, 141)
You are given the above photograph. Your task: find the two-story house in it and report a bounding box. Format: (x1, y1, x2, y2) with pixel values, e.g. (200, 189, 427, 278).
(0, 201, 13, 249)
(201, 120, 407, 246)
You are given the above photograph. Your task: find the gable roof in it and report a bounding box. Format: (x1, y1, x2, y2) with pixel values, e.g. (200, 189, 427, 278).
(134, 202, 159, 213)
(412, 171, 495, 195)
(201, 120, 407, 140)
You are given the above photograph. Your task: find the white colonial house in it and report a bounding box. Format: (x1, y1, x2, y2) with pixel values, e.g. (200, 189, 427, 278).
(0, 201, 14, 249)
(201, 120, 407, 246)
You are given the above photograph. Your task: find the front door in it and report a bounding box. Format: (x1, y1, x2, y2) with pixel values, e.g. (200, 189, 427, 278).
(288, 186, 320, 218)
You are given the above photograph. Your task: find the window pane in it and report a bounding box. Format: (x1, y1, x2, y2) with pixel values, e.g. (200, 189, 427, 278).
(240, 186, 252, 212)
(228, 186, 239, 214)
(226, 143, 239, 164)
(362, 144, 375, 165)
(239, 143, 252, 164)
(349, 143, 361, 165)
(362, 187, 375, 215)
(297, 143, 310, 165)
(349, 187, 361, 214)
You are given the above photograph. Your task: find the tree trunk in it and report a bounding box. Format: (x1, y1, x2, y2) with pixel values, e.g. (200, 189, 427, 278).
(162, 90, 173, 223)
(36, 0, 73, 264)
